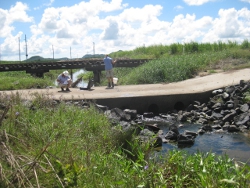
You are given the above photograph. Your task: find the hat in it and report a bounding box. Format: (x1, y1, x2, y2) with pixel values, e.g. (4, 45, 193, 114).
(63, 71, 69, 76)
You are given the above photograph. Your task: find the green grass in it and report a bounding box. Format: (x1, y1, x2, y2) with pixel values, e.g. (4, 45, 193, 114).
(0, 72, 52, 90)
(113, 49, 239, 85)
(107, 41, 250, 86)
(0, 70, 62, 90)
(0, 93, 249, 187)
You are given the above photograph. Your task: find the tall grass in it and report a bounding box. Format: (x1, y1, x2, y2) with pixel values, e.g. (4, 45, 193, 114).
(0, 93, 249, 187)
(109, 40, 250, 85)
(115, 50, 233, 85)
(111, 40, 249, 58)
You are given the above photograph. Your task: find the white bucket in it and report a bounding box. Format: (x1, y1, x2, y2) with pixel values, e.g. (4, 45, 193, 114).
(113, 77, 118, 85)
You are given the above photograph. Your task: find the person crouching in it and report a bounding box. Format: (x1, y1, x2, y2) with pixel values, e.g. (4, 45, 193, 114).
(57, 70, 72, 92)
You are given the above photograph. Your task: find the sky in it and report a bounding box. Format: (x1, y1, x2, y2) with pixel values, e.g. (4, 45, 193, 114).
(0, 0, 250, 61)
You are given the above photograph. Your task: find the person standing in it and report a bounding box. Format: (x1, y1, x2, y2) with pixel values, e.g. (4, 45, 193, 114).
(57, 70, 72, 91)
(103, 54, 116, 88)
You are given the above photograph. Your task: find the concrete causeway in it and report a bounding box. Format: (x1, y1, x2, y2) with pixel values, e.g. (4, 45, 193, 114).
(2, 68, 250, 114)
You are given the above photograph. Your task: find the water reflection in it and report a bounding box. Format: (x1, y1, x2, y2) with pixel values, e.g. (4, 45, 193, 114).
(71, 69, 88, 87)
(156, 123, 250, 165)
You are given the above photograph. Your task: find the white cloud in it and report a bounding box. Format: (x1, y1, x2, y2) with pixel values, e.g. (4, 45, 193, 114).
(174, 5, 184, 10)
(57, 28, 74, 38)
(183, 0, 215, 6)
(39, 7, 59, 32)
(1, 32, 24, 57)
(9, 2, 33, 23)
(0, 2, 33, 38)
(119, 5, 162, 23)
(0, 9, 13, 38)
(216, 8, 240, 38)
(202, 8, 250, 42)
(34, 0, 55, 10)
(241, 0, 250, 3)
(102, 20, 119, 40)
(45, 0, 55, 7)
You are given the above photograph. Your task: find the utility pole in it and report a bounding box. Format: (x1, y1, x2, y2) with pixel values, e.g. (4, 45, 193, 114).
(52, 45, 54, 60)
(19, 37, 21, 61)
(93, 42, 95, 57)
(70, 46, 72, 59)
(25, 35, 28, 60)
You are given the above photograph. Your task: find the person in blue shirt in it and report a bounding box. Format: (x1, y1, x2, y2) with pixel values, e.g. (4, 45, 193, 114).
(103, 54, 116, 88)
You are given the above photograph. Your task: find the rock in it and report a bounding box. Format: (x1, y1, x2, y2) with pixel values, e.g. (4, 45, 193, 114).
(222, 92, 230, 100)
(197, 129, 206, 134)
(165, 131, 178, 141)
(224, 86, 235, 94)
(145, 123, 160, 133)
(240, 104, 249, 113)
(212, 124, 222, 130)
(177, 114, 187, 122)
(169, 124, 179, 135)
(212, 102, 222, 109)
(211, 112, 223, 119)
(241, 84, 250, 92)
(184, 130, 198, 137)
(143, 112, 154, 118)
(201, 124, 213, 132)
(124, 109, 137, 119)
(234, 112, 250, 126)
(222, 110, 237, 122)
(228, 125, 240, 132)
(197, 117, 208, 124)
(95, 104, 108, 111)
(177, 134, 195, 145)
(212, 89, 223, 95)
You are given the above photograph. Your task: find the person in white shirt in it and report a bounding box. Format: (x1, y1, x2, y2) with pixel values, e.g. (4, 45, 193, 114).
(57, 70, 72, 91)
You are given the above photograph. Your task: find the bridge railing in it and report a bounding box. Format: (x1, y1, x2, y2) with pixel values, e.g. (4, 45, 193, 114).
(0, 58, 152, 83)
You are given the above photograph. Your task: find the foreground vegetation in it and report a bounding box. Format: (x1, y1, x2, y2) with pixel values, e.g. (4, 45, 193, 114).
(0, 93, 249, 187)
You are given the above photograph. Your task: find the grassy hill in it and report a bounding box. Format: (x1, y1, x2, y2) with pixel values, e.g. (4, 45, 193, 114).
(24, 56, 69, 62)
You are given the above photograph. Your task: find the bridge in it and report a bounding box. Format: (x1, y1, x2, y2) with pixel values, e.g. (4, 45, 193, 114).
(0, 58, 151, 83)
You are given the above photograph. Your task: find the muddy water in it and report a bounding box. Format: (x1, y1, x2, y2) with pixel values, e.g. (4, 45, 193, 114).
(155, 123, 250, 165)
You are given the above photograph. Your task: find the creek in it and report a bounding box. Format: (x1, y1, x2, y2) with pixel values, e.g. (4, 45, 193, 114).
(153, 123, 250, 165)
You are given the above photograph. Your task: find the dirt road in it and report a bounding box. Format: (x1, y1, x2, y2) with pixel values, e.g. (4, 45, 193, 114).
(1, 68, 250, 100)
